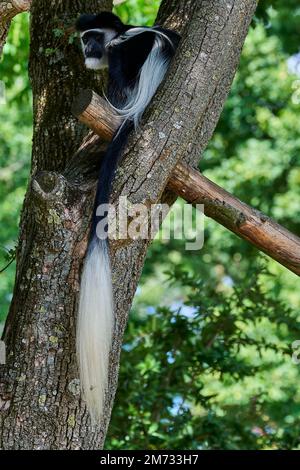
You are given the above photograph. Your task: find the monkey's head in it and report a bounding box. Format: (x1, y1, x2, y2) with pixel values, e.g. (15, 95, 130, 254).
(76, 12, 126, 70)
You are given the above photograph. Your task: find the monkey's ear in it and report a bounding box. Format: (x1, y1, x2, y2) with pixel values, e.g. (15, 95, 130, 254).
(76, 14, 98, 32)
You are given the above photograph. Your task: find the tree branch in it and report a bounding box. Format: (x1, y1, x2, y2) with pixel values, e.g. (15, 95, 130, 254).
(170, 163, 300, 276)
(71, 90, 122, 141)
(0, 0, 31, 55)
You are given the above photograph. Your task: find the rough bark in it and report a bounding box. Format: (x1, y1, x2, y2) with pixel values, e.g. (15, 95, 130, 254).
(156, 0, 197, 33)
(0, 0, 258, 450)
(0, 0, 31, 55)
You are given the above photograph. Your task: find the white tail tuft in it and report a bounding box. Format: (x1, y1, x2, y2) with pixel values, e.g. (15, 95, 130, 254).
(77, 238, 114, 422)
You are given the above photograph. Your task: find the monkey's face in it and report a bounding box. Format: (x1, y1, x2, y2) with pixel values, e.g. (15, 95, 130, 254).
(80, 29, 108, 70)
(76, 12, 126, 70)
(80, 28, 118, 70)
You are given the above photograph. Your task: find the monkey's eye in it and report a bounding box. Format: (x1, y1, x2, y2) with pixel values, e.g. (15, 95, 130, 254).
(82, 32, 103, 45)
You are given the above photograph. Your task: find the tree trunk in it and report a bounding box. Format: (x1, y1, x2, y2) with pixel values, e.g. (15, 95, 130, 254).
(0, 0, 258, 449)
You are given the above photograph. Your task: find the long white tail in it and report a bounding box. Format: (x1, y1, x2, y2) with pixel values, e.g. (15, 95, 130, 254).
(77, 238, 114, 421)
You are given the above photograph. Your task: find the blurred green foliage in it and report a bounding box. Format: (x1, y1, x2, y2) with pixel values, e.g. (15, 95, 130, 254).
(0, 0, 300, 450)
(0, 13, 32, 321)
(107, 265, 300, 450)
(114, 0, 160, 25)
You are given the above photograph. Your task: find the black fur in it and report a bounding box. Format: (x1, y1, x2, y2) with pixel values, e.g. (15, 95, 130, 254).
(107, 31, 156, 103)
(90, 120, 133, 242)
(82, 31, 105, 58)
(76, 12, 127, 33)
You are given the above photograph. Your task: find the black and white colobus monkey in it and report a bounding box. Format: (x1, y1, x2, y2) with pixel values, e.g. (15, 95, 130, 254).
(76, 11, 180, 421)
